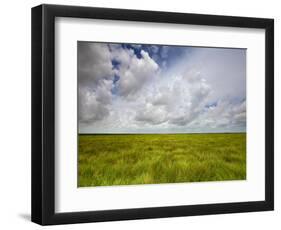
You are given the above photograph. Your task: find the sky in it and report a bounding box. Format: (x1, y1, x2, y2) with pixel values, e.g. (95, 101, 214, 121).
(78, 42, 246, 134)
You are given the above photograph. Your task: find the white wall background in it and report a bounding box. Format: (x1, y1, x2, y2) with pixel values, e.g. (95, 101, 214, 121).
(0, 0, 278, 229)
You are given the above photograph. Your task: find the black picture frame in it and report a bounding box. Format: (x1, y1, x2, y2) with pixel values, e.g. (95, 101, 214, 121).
(31, 4, 274, 225)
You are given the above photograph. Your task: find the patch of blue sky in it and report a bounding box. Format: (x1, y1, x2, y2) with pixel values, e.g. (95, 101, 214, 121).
(125, 44, 142, 58)
(111, 74, 120, 96)
(123, 43, 194, 68)
(111, 59, 121, 70)
(205, 101, 218, 109)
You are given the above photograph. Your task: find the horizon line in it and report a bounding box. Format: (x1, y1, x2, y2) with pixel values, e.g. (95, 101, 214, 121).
(79, 132, 246, 135)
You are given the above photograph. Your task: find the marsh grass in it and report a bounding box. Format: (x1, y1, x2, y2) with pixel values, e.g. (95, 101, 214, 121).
(78, 133, 246, 187)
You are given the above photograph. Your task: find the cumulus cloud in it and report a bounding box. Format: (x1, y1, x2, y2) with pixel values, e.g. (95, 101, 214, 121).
(181, 47, 246, 102)
(189, 99, 246, 133)
(78, 42, 114, 87)
(78, 42, 116, 124)
(78, 42, 246, 133)
(135, 103, 168, 125)
(78, 79, 113, 123)
(113, 48, 159, 97)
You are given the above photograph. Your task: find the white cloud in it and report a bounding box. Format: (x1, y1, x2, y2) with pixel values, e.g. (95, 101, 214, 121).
(192, 100, 246, 131)
(113, 49, 159, 97)
(78, 43, 246, 133)
(79, 79, 113, 123)
(179, 47, 246, 102)
(78, 42, 114, 87)
(78, 42, 115, 124)
(135, 103, 168, 125)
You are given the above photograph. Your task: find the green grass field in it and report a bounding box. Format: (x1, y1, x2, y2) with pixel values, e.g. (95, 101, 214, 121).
(78, 133, 246, 187)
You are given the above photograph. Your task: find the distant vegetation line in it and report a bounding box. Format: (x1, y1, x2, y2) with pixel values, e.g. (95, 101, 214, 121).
(79, 132, 246, 135)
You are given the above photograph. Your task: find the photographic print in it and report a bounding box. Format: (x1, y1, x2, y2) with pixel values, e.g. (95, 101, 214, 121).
(78, 42, 246, 187)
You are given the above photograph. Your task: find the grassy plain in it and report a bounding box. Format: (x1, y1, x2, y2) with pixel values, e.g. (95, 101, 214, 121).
(78, 133, 246, 187)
